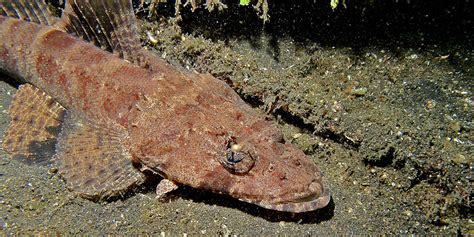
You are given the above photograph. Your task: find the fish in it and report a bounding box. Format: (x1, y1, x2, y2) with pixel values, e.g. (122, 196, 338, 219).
(0, 0, 330, 213)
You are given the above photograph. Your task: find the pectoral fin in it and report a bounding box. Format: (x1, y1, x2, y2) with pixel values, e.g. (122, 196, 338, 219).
(55, 111, 145, 200)
(1, 84, 145, 200)
(156, 179, 179, 200)
(2, 84, 65, 164)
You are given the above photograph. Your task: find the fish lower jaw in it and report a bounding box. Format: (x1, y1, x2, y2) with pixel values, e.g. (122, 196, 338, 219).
(240, 176, 331, 213)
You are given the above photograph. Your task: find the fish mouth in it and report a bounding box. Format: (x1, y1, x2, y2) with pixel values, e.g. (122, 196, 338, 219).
(241, 172, 331, 213)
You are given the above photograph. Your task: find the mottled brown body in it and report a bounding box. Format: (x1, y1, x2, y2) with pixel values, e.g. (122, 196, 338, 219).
(0, 15, 146, 125)
(0, 0, 330, 213)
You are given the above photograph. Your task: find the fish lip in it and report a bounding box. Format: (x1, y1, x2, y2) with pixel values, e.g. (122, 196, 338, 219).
(241, 172, 331, 213)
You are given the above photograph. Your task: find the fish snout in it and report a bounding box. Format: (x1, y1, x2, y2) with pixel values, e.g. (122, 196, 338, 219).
(237, 141, 331, 213)
(257, 170, 331, 213)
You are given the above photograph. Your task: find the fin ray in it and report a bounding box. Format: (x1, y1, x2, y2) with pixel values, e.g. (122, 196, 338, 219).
(1, 84, 65, 164)
(0, 0, 58, 25)
(55, 111, 145, 200)
(58, 0, 146, 67)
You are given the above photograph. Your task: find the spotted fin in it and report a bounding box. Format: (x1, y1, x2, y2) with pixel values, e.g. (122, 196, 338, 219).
(54, 111, 145, 200)
(57, 0, 147, 67)
(0, 0, 59, 25)
(156, 179, 179, 200)
(1, 84, 65, 165)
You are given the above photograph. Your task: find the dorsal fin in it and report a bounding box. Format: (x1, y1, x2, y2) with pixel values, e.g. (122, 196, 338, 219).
(0, 0, 59, 25)
(57, 0, 147, 67)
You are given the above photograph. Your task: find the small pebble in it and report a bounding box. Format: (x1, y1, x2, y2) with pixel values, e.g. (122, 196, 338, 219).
(351, 87, 367, 96)
(451, 154, 469, 165)
(292, 133, 302, 139)
(448, 121, 461, 133)
(425, 100, 436, 109)
(147, 31, 158, 44)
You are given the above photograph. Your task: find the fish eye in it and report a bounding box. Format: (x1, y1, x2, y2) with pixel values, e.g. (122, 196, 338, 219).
(218, 141, 255, 175)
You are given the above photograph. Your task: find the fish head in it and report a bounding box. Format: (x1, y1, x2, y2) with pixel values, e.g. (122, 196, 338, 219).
(204, 119, 331, 213)
(127, 80, 330, 213)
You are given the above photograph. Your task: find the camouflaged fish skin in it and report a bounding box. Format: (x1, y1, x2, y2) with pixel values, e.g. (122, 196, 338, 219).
(0, 1, 330, 212)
